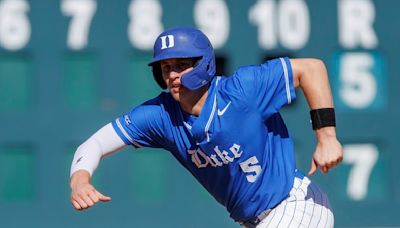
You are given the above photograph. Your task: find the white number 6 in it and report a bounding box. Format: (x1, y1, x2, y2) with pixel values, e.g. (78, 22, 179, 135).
(239, 156, 262, 183)
(0, 0, 31, 50)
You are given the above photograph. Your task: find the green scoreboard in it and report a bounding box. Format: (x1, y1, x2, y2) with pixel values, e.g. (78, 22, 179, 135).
(0, 0, 398, 227)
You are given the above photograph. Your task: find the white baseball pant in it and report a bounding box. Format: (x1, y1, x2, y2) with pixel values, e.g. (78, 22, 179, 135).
(241, 173, 334, 228)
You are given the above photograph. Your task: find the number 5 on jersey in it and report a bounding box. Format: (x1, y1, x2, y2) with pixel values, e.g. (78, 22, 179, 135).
(239, 156, 262, 183)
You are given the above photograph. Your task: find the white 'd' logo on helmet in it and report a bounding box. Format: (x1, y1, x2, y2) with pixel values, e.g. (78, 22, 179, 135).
(160, 35, 174, 49)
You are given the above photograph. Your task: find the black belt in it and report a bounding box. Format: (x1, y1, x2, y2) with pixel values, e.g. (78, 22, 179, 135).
(239, 209, 272, 228)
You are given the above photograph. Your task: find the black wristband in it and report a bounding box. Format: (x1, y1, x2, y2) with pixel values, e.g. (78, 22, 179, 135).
(310, 108, 336, 130)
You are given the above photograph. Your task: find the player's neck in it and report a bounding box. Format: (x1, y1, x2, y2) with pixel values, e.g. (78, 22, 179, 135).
(179, 86, 208, 116)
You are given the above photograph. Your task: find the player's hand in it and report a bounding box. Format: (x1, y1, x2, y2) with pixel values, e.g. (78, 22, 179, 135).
(308, 127, 343, 176)
(70, 170, 111, 211)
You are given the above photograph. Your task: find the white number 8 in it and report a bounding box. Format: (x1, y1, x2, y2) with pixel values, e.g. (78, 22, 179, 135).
(128, 0, 163, 50)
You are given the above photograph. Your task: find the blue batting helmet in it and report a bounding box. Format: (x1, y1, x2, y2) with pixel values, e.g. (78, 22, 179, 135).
(148, 27, 216, 90)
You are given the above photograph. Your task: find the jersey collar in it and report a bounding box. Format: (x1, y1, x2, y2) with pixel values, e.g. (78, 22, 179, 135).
(182, 77, 221, 145)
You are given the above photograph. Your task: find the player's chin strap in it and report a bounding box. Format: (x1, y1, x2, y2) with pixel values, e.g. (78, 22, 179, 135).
(309, 108, 336, 130)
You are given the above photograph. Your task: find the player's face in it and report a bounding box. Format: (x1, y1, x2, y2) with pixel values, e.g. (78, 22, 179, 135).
(160, 58, 195, 100)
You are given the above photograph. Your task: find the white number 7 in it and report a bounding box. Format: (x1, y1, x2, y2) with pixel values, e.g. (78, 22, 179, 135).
(343, 144, 378, 201)
(61, 0, 97, 50)
(239, 156, 262, 183)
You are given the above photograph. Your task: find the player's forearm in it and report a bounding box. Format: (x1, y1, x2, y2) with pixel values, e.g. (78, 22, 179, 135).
(291, 58, 338, 140)
(70, 123, 127, 176)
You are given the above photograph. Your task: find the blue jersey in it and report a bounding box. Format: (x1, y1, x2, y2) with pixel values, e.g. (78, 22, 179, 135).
(112, 57, 297, 221)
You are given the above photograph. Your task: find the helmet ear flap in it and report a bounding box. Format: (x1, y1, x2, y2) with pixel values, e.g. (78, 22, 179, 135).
(152, 63, 167, 89)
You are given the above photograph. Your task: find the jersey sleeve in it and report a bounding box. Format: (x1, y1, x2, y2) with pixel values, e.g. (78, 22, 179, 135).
(111, 99, 165, 149)
(230, 57, 296, 119)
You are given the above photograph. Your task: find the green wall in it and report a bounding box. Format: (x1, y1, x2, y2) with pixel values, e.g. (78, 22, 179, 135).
(0, 0, 398, 227)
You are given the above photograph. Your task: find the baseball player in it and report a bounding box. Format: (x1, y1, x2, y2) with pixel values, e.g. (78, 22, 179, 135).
(70, 27, 343, 228)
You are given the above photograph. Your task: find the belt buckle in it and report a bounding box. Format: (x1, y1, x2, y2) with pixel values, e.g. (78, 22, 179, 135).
(241, 209, 271, 228)
(240, 219, 259, 228)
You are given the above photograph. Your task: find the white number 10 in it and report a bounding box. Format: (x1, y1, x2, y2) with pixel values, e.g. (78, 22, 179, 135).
(240, 156, 262, 183)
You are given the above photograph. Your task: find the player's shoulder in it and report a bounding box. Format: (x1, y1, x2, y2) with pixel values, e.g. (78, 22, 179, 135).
(218, 57, 290, 92)
(128, 92, 174, 117)
(233, 64, 259, 77)
(228, 57, 291, 79)
(120, 92, 177, 132)
(141, 91, 174, 106)
(224, 58, 278, 78)
(218, 63, 260, 87)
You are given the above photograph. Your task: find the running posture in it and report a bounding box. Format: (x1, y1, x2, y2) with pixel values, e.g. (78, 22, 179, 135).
(70, 27, 343, 228)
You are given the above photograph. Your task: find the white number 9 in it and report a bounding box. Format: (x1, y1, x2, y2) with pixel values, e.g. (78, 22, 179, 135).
(0, 0, 31, 51)
(194, 0, 230, 49)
